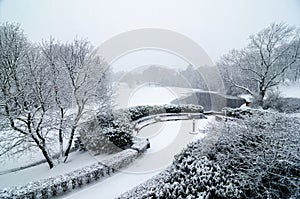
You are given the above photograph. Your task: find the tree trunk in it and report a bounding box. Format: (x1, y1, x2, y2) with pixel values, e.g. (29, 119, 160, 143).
(39, 145, 54, 169)
(58, 108, 64, 161)
(258, 89, 266, 108)
(64, 127, 75, 162)
(31, 134, 54, 169)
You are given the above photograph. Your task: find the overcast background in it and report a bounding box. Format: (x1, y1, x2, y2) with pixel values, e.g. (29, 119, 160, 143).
(1, 0, 300, 71)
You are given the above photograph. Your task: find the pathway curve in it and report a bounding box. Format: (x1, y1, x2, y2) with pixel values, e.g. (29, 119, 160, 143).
(63, 116, 214, 199)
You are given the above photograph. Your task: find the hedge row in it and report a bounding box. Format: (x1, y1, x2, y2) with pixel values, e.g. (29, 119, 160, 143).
(0, 163, 111, 199)
(0, 148, 140, 199)
(126, 104, 204, 121)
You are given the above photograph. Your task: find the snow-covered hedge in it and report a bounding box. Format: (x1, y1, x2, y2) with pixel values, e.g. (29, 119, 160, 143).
(102, 149, 138, 171)
(0, 163, 111, 199)
(222, 107, 253, 118)
(120, 110, 300, 198)
(0, 148, 141, 199)
(126, 104, 204, 121)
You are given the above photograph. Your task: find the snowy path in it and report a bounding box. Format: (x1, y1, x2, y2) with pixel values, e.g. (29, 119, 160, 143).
(62, 117, 214, 199)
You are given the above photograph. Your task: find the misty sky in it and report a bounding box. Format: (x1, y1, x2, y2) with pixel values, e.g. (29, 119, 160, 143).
(1, 0, 300, 71)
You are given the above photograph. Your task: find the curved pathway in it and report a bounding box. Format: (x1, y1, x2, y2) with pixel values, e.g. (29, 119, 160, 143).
(63, 116, 215, 199)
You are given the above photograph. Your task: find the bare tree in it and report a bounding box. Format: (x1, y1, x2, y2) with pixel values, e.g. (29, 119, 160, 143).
(58, 39, 111, 162)
(219, 23, 300, 106)
(41, 38, 72, 161)
(1, 23, 112, 167)
(0, 23, 55, 168)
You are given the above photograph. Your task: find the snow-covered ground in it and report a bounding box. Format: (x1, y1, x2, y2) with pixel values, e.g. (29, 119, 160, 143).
(113, 83, 194, 109)
(0, 151, 98, 189)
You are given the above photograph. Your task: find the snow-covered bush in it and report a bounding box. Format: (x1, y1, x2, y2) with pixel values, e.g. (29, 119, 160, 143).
(0, 163, 111, 198)
(102, 149, 138, 170)
(73, 136, 86, 151)
(211, 111, 300, 198)
(80, 110, 134, 154)
(127, 104, 204, 121)
(128, 106, 151, 121)
(260, 88, 288, 111)
(222, 107, 253, 118)
(120, 110, 300, 199)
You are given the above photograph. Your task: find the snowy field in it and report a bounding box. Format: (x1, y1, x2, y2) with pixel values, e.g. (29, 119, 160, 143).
(0, 151, 98, 189)
(113, 83, 195, 109)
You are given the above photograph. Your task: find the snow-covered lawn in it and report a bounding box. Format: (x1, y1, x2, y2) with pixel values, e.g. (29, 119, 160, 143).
(0, 151, 98, 189)
(114, 83, 194, 109)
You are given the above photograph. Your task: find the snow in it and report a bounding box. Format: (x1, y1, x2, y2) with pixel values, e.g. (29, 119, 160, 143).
(62, 168, 159, 199)
(113, 83, 194, 109)
(239, 94, 252, 102)
(0, 151, 98, 189)
(128, 84, 178, 106)
(60, 84, 216, 198)
(0, 149, 45, 173)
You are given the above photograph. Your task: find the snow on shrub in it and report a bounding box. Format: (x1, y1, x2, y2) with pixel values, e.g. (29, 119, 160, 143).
(127, 104, 204, 121)
(80, 111, 134, 154)
(0, 163, 110, 198)
(101, 149, 138, 170)
(120, 110, 300, 199)
(222, 107, 253, 118)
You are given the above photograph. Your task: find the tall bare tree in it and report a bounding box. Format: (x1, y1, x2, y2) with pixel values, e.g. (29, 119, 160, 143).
(42, 38, 111, 162)
(219, 23, 300, 106)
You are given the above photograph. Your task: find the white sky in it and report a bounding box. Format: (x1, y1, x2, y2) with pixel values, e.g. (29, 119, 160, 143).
(1, 0, 300, 71)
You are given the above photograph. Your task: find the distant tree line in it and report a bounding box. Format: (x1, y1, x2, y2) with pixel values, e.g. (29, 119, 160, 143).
(114, 64, 223, 92)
